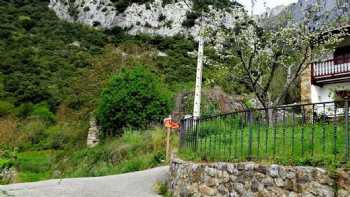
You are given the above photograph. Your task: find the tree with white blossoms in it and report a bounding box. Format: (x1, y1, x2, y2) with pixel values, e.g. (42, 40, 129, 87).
(212, 2, 349, 111)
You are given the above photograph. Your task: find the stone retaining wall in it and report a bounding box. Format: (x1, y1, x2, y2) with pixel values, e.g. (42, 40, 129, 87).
(169, 159, 350, 197)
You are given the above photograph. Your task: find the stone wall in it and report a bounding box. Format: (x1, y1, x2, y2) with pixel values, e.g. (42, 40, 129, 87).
(87, 117, 100, 148)
(169, 159, 350, 197)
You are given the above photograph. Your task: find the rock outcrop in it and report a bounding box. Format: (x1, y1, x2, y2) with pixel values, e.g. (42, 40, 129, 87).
(270, 0, 350, 30)
(49, 0, 245, 39)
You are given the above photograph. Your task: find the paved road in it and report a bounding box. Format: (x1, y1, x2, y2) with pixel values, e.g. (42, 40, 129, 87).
(0, 166, 169, 197)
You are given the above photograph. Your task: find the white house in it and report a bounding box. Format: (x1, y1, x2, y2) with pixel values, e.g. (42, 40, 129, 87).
(301, 25, 350, 105)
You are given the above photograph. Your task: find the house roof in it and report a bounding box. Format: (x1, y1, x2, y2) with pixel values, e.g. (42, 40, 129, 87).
(323, 24, 350, 35)
(313, 24, 350, 45)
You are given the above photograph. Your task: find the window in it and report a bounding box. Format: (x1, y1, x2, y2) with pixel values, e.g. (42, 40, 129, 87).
(334, 45, 350, 65)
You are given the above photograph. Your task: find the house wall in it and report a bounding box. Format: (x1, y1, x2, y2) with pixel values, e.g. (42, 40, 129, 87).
(311, 82, 350, 103)
(301, 63, 350, 104)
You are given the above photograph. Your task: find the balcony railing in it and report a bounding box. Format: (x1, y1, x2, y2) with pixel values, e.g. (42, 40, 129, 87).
(311, 59, 350, 84)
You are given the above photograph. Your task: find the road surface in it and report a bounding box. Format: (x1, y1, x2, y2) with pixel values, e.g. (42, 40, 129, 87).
(0, 166, 169, 197)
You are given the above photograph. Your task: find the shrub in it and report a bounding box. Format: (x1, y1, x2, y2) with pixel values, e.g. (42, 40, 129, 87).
(18, 15, 35, 30)
(30, 104, 55, 123)
(83, 6, 90, 12)
(43, 122, 87, 150)
(20, 119, 47, 150)
(0, 101, 15, 116)
(182, 11, 200, 28)
(15, 103, 33, 118)
(43, 126, 67, 149)
(97, 65, 172, 136)
(0, 117, 23, 149)
(158, 14, 166, 22)
(111, 0, 154, 13)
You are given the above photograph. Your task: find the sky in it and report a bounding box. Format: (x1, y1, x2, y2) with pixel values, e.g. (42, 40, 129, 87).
(237, 0, 298, 15)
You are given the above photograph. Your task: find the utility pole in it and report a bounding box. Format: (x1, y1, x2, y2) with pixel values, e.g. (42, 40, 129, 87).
(179, 0, 205, 119)
(193, 10, 205, 119)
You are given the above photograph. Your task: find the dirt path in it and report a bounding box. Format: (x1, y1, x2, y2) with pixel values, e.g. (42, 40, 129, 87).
(0, 166, 169, 197)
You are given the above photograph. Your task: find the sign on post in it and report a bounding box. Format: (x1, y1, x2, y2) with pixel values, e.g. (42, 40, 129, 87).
(164, 117, 180, 129)
(163, 116, 180, 161)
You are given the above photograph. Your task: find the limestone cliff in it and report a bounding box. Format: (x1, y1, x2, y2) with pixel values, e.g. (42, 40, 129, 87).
(49, 0, 245, 38)
(269, 0, 350, 30)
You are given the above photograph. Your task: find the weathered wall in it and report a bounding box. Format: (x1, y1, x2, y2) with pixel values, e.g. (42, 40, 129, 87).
(169, 159, 350, 197)
(0, 168, 16, 184)
(300, 64, 311, 104)
(86, 117, 100, 148)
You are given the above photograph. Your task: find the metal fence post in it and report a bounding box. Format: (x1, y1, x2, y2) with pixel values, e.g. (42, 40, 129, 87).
(333, 104, 337, 160)
(248, 110, 253, 160)
(179, 119, 186, 148)
(345, 99, 349, 161)
(194, 118, 199, 151)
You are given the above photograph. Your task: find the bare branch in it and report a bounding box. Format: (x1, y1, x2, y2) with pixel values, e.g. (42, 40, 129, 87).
(263, 53, 280, 93)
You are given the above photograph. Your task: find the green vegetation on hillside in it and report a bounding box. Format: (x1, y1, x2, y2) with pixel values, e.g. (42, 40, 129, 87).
(0, 129, 177, 182)
(0, 0, 200, 184)
(0, 0, 196, 111)
(192, 0, 242, 11)
(109, 0, 242, 13)
(181, 0, 243, 28)
(0, 0, 197, 150)
(55, 128, 177, 178)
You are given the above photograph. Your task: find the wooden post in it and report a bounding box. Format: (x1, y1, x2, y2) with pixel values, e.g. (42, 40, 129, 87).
(166, 127, 171, 162)
(164, 115, 179, 162)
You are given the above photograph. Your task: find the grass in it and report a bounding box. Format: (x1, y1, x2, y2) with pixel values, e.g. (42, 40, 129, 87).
(0, 127, 177, 184)
(53, 128, 178, 178)
(180, 115, 350, 168)
(0, 158, 13, 169)
(154, 181, 173, 197)
(15, 150, 57, 182)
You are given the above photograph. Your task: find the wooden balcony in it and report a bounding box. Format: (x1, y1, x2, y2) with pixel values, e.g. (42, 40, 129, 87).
(311, 58, 350, 85)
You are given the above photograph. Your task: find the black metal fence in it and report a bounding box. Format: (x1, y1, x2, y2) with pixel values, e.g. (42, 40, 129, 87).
(180, 101, 350, 163)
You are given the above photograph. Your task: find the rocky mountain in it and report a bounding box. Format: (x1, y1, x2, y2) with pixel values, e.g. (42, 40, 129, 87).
(270, 0, 350, 30)
(49, 0, 245, 39)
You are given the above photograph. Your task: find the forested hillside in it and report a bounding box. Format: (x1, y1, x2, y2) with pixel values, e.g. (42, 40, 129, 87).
(0, 0, 199, 110)
(0, 0, 199, 183)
